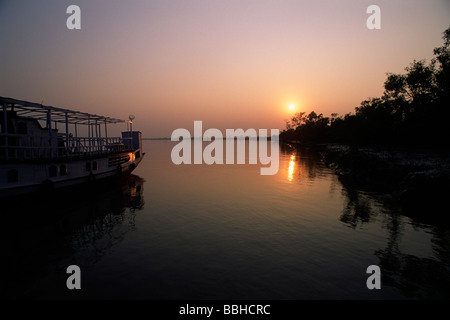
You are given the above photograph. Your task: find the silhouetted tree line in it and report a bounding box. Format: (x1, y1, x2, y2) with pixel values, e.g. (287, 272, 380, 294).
(280, 26, 450, 149)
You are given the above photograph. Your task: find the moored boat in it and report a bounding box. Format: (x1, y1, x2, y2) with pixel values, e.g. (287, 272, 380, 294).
(0, 97, 145, 197)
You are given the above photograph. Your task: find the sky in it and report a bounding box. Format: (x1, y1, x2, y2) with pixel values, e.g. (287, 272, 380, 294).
(1, 0, 449, 138)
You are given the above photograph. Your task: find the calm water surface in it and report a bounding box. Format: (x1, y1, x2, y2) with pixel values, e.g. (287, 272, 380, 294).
(2, 140, 449, 299)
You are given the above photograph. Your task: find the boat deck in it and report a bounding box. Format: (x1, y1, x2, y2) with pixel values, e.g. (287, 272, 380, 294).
(1, 96, 134, 162)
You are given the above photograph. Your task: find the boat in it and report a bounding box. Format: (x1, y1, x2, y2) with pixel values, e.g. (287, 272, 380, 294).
(0, 97, 145, 197)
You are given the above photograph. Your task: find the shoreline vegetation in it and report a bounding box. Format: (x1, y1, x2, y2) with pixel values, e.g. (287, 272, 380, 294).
(280, 26, 450, 220)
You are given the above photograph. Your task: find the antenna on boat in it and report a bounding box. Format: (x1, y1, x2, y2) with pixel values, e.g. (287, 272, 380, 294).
(129, 114, 135, 132)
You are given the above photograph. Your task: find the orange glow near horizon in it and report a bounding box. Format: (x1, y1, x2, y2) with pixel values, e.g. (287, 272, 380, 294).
(282, 99, 302, 119)
(1, 1, 448, 138)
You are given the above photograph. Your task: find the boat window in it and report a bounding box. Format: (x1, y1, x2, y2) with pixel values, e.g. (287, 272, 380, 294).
(60, 165, 67, 176)
(7, 169, 18, 183)
(86, 162, 91, 171)
(93, 161, 98, 170)
(49, 166, 57, 177)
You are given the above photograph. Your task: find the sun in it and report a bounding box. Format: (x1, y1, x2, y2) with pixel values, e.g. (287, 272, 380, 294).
(289, 104, 295, 111)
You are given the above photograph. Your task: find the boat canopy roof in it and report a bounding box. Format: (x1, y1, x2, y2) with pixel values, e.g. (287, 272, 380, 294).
(1, 96, 130, 125)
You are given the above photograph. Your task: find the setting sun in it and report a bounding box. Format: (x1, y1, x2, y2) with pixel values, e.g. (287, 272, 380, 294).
(289, 104, 295, 111)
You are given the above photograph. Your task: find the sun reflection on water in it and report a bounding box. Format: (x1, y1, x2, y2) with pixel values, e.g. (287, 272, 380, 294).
(288, 155, 295, 182)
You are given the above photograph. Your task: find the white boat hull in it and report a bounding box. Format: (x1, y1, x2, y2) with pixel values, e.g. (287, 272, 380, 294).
(0, 150, 144, 197)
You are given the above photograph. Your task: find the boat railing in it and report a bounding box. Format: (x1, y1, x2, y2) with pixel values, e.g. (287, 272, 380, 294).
(0, 133, 134, 161)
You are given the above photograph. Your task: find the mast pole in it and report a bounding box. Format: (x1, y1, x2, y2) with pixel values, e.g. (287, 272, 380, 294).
(2, 103, 8, 161)
(65, 112, 69, 156)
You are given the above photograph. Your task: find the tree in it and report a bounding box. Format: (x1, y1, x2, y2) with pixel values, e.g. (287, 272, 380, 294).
(280, 26, 450, 149)
(433, 27, 450, 99)
(384, 60, 436, 103)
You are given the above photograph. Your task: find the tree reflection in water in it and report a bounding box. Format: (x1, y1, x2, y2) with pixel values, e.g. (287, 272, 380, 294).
(339, 188, 373, 228)
(375, 216, 450, 299)
(337, 173, 450, 299)
(0, 174, 144, 299)
(282, 144, 450, 298)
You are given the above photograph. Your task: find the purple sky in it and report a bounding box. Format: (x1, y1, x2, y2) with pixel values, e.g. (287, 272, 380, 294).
(1, 0, 449, 137)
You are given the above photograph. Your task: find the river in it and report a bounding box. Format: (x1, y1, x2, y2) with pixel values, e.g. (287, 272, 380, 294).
(2, 140, 449, 299)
